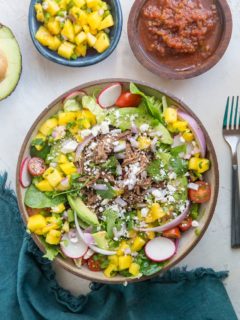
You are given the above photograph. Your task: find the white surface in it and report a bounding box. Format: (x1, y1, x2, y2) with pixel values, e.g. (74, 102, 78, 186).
(0, 0, 240, 317)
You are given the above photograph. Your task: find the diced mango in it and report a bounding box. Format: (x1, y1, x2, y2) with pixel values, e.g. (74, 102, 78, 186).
(58, 111, 76, 125)
(118, 256, 132, 271)
(146, 203, 166, 223)
(146, 231, 155, 240)
(131, 237, 146, 252)
(108, 255, 119, 266)
(86, 0, 101, 8)
(73, 23, 82, 34)
(46, 229, 61, 245)
(36, 180, 54, 192)
(94, 31, 110, 53)
(86, 32, 96, 47)
(58, 41, 75, 59)
(78, 10, 88, 26)
(33, 132, 46, 151)
(28, 215, 47, 233)
(182, 131, 194, 142)
(98, 14, 114, 30)
(61, 19, 75, 42)
(104, 264, 117, 278)
(42, 220, 60, 234)
(47, 18, 61, 35)
(188, 157, 210, 173)
(35, 3, 45, 22)
(39, 118, 58, 136)
(73, 0, 86, 8)
(45, 0, 60, 16)
(51, 203, 66, 214)
(164, 107, 177, 124)
(117, 241, 130, 256)
(69, 6, 81, 20)
(48, 36, 61, 51)
(62, 221, 70, 233)
(137, 136, 151, 150)
(75, 43, 87, 57)
(88, 11, 102, 30)
(172, 121, 188, 132)
(43, 167, 62, 187)
(58, 154, 69, 164)
(60, 162, 77, 175)
(129, 263, 140, 276)
(188, 157, 200, 171)
(35, 26, 52, 47)
(75, 31, 87, 45)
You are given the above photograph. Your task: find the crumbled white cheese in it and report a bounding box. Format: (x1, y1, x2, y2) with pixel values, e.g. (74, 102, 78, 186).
(61, 140, 78, 153)
(140, 124, 149, 132)
(42, 1, 49, 9)
(188, 183, 200, 191)
(192, 220, 199, 228)
(168, 172, 177, 180)
(100, 121, 110, 134)
(141, 207, 149, 217)
(81, 129, 92, 138)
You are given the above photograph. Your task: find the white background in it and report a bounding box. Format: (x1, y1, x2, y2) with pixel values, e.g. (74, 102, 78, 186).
(0, 0, 240, 317)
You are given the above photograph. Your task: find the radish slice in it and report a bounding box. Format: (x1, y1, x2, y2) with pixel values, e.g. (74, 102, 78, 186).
(60, 229, 88, 259)
(63, 90, 86, 104)
(137, 203, 190, 232)
(19, 156, 31, 188)
(178, 110, 206, 157)
(83, 248, 94, 260)
(74, 212, 116, 256)
(97, 83, 122, 108)
(145, 237, 176, 262)
(75, 134, 94, 161)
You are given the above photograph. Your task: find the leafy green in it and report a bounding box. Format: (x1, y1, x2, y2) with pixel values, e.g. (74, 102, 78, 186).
(24, 184, 66, 209)
(40, 237, 60, 261)
(30, 144, 51, 160)
(156, 152, 171, 165)
(82, 96, 106, 123)
(96, 183, 116, 199)
(147, 159, 166, 182)
(101, 156, 118, 174)
(103, 209, 118, 238)
(46, 141, 62, 164)
(130, 83, 163, 122)
(171, 144, 187, 157)
(169, 157, 188, 176)
(190, 203, 200, 220)
(172, 177, 188, 201)
(135, 251, 164, 276)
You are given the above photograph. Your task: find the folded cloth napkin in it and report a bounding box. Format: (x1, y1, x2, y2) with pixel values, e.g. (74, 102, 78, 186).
(0, 173, 237, 320)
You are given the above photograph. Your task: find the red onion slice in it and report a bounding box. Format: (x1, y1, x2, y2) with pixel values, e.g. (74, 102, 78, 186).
(74, 212, 116, 256)
(75, 134, 94, 161)
(178, 110, 206, 157)
(19, 156, 31, 188)
(137, 203, 190, 232)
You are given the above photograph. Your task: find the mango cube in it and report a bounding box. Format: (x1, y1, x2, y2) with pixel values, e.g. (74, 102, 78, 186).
(46, 230, 61, 245)
(75, 31, 87, 45)
(172, 121, 188, 132)
(43, 167, 62, 187)
(36, 180, 54, 192)
(35, 26, 52, 47)
(48, 36, 61, 51)
(51, 203, 66, 214)
(47, 18, 61, 35)
(58, 111, 76, 125)
(58, 41, 75, 59)
(88, 11, 102, 30)
(98, 14, 114, 30)
(129, 263, 140, 276)
(39, 118, 58, 136)
(76, 43, 87, 56)
(164, 107, 177, 123)
(35, 3, 45, 22)
(118, 256, 132, 271)
(73, 0, 86, 8)
(86, 33, 96, 47)
(131, 237, 146, 252)
(86, 0, 101, 8)
(60, 162, 77, 175)
(78, 10, 88, 26)
(45, 0, 60, 16)
(104, 264, 117, 278)
(108, 255, 119, 266)
(182, 131, 194, 142)
(137, 136, 151, 150)
(61, 20, 75, 42)
(28, 215, 47, 233)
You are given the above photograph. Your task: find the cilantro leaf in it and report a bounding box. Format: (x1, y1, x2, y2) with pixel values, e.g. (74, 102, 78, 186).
(96, 183, 116, 199)
(147, 159, 166, 182)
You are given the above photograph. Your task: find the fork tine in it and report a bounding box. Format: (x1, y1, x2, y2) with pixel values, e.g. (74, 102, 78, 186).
(230, 96, 235, 130)
(236, 96, 240, 130)
(223, 96, 229, 129)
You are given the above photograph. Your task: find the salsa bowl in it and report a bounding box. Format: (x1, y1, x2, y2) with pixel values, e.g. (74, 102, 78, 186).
(16, 79, 219, 283)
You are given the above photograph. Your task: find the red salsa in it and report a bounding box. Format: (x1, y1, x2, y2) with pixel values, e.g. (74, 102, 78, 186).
(138, 0, 221, 70)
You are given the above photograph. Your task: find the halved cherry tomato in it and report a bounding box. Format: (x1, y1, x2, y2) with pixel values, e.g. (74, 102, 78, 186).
(28, 157, 46, 176)
(162, 227, 181, 239)
(179, 217, 192, 232)
(26, 207, 42, 216)
(87, 256, 101, 271)
(189, 181, 211, 203)
(115, 91, 141, 108)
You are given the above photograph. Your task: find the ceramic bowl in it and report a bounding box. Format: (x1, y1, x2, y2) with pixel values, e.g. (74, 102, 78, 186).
(16, 79, 219, 284)
(127, 0, 232, 80)
(28, 0, 123, 67)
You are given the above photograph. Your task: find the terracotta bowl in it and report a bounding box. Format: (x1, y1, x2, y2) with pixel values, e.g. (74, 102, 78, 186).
(127, 0, 232, 80)
(16, 79, 219, 284)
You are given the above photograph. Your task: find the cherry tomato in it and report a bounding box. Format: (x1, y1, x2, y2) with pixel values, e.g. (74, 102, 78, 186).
(87, 256, 101, 271)
(28, 157, 46, 176)
(189, 181, 211, 203)
(163, 227, 181, 239)
(115, 91, 141, 108)
(179, 217, 192, 232)
(26, 207, 42, 216)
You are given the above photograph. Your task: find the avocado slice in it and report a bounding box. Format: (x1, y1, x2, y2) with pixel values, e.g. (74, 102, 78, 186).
(67, 195, 99, 226)
(0, 25, 22, 101)
(92, 231, 109, 250)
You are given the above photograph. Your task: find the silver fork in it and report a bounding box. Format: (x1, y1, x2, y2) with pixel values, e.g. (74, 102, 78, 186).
(223, 96, 240, 248)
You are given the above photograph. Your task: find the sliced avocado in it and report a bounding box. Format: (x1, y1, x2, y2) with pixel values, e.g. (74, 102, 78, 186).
(153, 123, 173, 145)
(92, 231, 109, 250)
(0, 25, 22, 101)
(67, 195, 99, 226)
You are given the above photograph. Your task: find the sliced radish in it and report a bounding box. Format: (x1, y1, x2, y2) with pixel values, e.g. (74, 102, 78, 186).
(97, 83, 122, 108)
(178, 110, 206, 157)
(63, 90, 86, 104)
(145, 237, 176, 262)
(60, 229, 88, 259)
(83, 248, 94, 260)
(19, 156, 31, 188)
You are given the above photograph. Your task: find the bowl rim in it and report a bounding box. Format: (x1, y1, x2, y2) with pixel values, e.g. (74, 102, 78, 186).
(28, 0, 123, 67)
(16, 78, 219, 284)
(127, 0, 232, 80)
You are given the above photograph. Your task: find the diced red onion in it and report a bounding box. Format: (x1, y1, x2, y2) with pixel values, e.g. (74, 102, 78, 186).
(93, 184, 108, 191)
(115, 153, 125, 159)
(116, 164, 123, 176)
(61, 177, 69, 187)
(172, 134, 183, 148)
(75, 134, 94, 161)
(129, 137, 139, 148)
(137, 203, 190, 232)
(114, 142, 126, 153)
(74, 212, 116, 256)
(151, 137, 158, 152)
(178, 111, 206, 157)
(131, 124, 139, 134)
(83, 233, 95, 245)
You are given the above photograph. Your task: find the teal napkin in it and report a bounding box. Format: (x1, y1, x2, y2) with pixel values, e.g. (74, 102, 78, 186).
(0, 173, 237, 320)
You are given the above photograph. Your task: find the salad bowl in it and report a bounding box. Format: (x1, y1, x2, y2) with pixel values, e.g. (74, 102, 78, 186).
(16, 79, 219, 283)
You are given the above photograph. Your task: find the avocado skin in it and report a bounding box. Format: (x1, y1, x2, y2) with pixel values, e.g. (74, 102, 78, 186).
(0, 24, 22, 101)
(67, 195, 99, 226)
